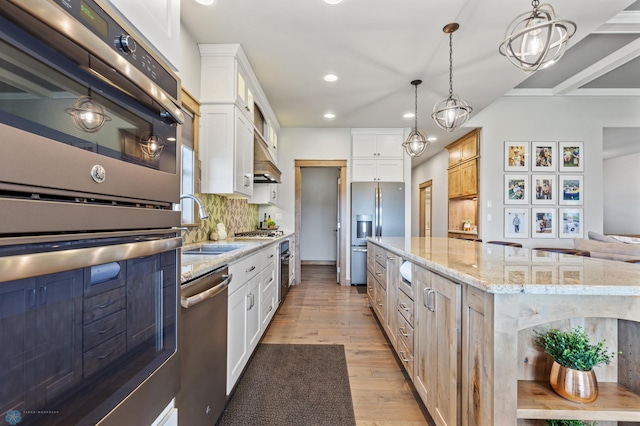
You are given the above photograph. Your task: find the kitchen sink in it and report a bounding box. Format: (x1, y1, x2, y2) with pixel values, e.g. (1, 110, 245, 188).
(182, 244, 250, 255)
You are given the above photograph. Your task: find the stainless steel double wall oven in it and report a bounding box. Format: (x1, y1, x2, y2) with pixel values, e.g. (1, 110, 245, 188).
(0, 1, 183, 425)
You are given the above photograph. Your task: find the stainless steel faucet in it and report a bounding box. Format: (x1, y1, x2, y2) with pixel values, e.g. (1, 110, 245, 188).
(180, 194, 209, 220)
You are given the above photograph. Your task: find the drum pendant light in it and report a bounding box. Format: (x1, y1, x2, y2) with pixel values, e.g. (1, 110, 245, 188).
(403, 80, 429, 157)
(499, 0, 576, 72)
(431, 23, 472, 132)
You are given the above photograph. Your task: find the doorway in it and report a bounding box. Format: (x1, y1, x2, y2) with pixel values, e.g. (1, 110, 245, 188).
(419, 180, 432, 237)
(294, 160, 347, 285)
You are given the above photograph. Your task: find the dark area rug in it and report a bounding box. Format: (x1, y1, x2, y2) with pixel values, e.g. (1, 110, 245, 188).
(216, 344, 356, 426)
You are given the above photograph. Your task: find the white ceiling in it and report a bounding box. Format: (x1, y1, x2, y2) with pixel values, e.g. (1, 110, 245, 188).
(180, 0, 640, 165)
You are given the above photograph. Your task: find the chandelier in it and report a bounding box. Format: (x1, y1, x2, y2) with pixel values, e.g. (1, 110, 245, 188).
(431, 23, 472, 132)
(402, 80, 429, 157)
(499, 1, 576, 72)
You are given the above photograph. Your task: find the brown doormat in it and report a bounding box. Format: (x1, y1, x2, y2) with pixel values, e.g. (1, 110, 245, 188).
(216, 344, 356, 426)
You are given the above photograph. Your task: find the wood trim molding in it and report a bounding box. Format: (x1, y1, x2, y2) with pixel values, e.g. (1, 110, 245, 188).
(294, 160, 348, 286)
(419, 180, 432, 238)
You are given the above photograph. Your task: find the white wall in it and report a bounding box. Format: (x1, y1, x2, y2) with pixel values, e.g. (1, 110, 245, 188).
(468, 95, 640, 248)
(178, 25, 202, 97)
(604, 152, 640, 234)
(411, 149, 449, 237)
(300, 168, 338, 261)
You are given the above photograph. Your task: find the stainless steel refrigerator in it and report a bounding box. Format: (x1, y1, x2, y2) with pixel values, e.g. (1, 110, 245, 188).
(351, 182, 405, 285)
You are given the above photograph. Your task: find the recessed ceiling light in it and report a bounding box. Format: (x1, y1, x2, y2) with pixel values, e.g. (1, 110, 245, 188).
(403, 113, 415, 118)
(195, 0, 216, 5)
(324, 74, 338, 82)
(324, 113, 336, 119)
(324, 0, 343, 4)
(427, 136, 437, 142)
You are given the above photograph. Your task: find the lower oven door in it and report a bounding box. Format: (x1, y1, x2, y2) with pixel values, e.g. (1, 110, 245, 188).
(0, 231, 181, 426)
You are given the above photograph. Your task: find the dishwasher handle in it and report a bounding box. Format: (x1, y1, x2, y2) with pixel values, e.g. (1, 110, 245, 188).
(181, 274, 232, 309)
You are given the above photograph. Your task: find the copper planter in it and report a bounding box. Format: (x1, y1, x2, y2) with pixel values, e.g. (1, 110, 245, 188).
(549, 361, 599, 403)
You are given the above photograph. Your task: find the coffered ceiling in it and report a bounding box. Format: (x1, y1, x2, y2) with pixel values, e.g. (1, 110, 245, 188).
(180, 0, 640, 164)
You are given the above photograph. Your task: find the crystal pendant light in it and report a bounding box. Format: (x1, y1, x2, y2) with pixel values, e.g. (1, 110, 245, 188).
(499, 1, 576, 72)
(402, 80, 429, 157)
(431, 23, 472, 132)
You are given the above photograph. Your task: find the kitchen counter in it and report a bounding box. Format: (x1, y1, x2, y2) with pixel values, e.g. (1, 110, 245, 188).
(371, 236, 640, 295)
(181, 234, 292, 283)
(367, 237, 640, 424)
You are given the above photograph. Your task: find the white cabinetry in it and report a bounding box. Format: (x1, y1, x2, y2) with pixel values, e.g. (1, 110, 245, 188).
(351, 130, 405, 182)
(352, 159, 404, 182)
(226, 244, 279, 395)
(200, 104, 253, 197)
(248, 184, 278, 205)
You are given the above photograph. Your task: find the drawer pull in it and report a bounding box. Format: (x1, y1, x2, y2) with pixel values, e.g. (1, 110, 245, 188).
(399, 303, 410, 311)
(399, 327, 409, 337)
(427, 289, 436, 312)
(398, 351, 410, 363)
(98, 351, 114, 360)
(246, 265, 256, 273)
(376, 299, 383, 306)
(376, 272, 382, 277)
(94, 301, 116, 310)
(268, 254, 274, 259)
(98, 325, 117, 335)
(267, 277, 273, 284)
(267, 305, 273, 313)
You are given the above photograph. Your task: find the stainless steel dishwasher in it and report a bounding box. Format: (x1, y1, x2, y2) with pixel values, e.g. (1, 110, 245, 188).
(177, 265, 232, 425)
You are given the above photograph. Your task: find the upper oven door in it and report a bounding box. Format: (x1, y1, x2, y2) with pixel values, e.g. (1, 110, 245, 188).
(0, 0, 182, 205)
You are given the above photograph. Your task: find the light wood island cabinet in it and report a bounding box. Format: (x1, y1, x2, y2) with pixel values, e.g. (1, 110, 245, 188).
(368, 237, 640, 426)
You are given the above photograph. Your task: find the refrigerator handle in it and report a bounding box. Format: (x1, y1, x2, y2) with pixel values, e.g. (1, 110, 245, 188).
(378, 185, 383, 236)
(374, 186, 380, 237)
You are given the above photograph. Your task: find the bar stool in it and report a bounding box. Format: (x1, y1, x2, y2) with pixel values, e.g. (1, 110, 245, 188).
(487, 241, 523, 248)
(533, 248, 591, 257)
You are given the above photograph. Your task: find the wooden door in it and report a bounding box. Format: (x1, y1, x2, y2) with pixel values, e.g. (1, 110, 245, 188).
(448, 166, 461, 198)
(460, 160, 477, 196)
(414, 265, 431, 402)
(227, 283, 248, 393)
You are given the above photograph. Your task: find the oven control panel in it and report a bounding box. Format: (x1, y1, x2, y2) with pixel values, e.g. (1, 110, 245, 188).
(52, 0, 178, 99)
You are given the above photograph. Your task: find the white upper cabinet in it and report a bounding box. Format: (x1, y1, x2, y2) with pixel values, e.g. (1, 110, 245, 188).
(352, 130, 404, 159)
(104, 0, 180, 71)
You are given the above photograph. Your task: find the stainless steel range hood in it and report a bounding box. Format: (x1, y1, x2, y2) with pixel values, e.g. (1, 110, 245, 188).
(254, 133, 281, 183)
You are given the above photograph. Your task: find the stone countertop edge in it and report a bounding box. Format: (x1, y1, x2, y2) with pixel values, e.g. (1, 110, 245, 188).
(180, 234, 293, 284)
(368, 237, 640, 296)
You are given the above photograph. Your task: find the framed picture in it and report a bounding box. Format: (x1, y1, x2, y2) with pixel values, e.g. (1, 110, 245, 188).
(532, 207, 556, 238)
(559, 175, 583, 205)
(559, 266, 584, 283)
(504, 141, 529, 171)
(531, 174, 556, 205)
(559, 141, 584, 172)
(504, 266, 529, 284)
(532, 266, 557, 284)
(531, 141, 556, 172)
(504, 208, 528, 239)
(559, 208, 584, 238)
(504, 174, 529, 204)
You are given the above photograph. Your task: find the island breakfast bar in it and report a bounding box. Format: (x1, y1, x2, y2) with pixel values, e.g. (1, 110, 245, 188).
(367, 237, 640, 426)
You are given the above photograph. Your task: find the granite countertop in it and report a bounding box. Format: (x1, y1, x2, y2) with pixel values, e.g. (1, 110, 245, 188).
(181, 234, 292, 283)
(369, 237, 640, 296)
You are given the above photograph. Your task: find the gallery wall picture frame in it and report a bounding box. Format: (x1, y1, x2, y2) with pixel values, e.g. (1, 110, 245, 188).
(559, 175, 583, 205)
(531, 141, 557, 172)
(559, 208, 584, 239)
(559, 141, 584, 172)
(504, 208, 528, 239)
(504, 174, 529, 204)
(531, 174, 556, 205)
(531, 207, 556, 239)
(504, 141, 529, 172)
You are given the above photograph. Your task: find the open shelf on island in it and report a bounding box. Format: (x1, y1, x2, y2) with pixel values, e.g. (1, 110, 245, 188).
(518, 380, 640, 421)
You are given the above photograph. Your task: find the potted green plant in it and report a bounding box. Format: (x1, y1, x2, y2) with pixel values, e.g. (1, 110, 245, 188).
(534, 326, 617, 403)
(462, 219, 472, 231)
(545, 421, 596, 426)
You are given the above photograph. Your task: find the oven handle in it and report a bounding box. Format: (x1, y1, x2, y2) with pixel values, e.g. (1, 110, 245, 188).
(181, 274, 232, 309)
(0, 236, 182, 284)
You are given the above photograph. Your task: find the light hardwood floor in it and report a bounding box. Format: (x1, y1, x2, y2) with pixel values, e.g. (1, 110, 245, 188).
(261, 265, 434, 426)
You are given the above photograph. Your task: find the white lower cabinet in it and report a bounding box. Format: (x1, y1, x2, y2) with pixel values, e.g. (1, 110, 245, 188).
(226, 243, 279, 395)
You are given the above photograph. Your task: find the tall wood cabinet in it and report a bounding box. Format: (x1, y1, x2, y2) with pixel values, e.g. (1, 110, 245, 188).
(447, 129, 480, 239)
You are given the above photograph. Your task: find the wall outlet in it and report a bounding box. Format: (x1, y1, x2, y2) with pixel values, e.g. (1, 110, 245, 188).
(487, 200, 492, 208)
(275, 213, 283, 220)
(487, 214, 492, 222)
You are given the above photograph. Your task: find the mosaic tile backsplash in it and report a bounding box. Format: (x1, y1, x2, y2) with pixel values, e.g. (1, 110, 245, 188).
(182, 194, 259, 245)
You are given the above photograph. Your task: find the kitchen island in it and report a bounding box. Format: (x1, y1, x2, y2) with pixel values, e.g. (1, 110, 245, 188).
(367, 237, 640, 426)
